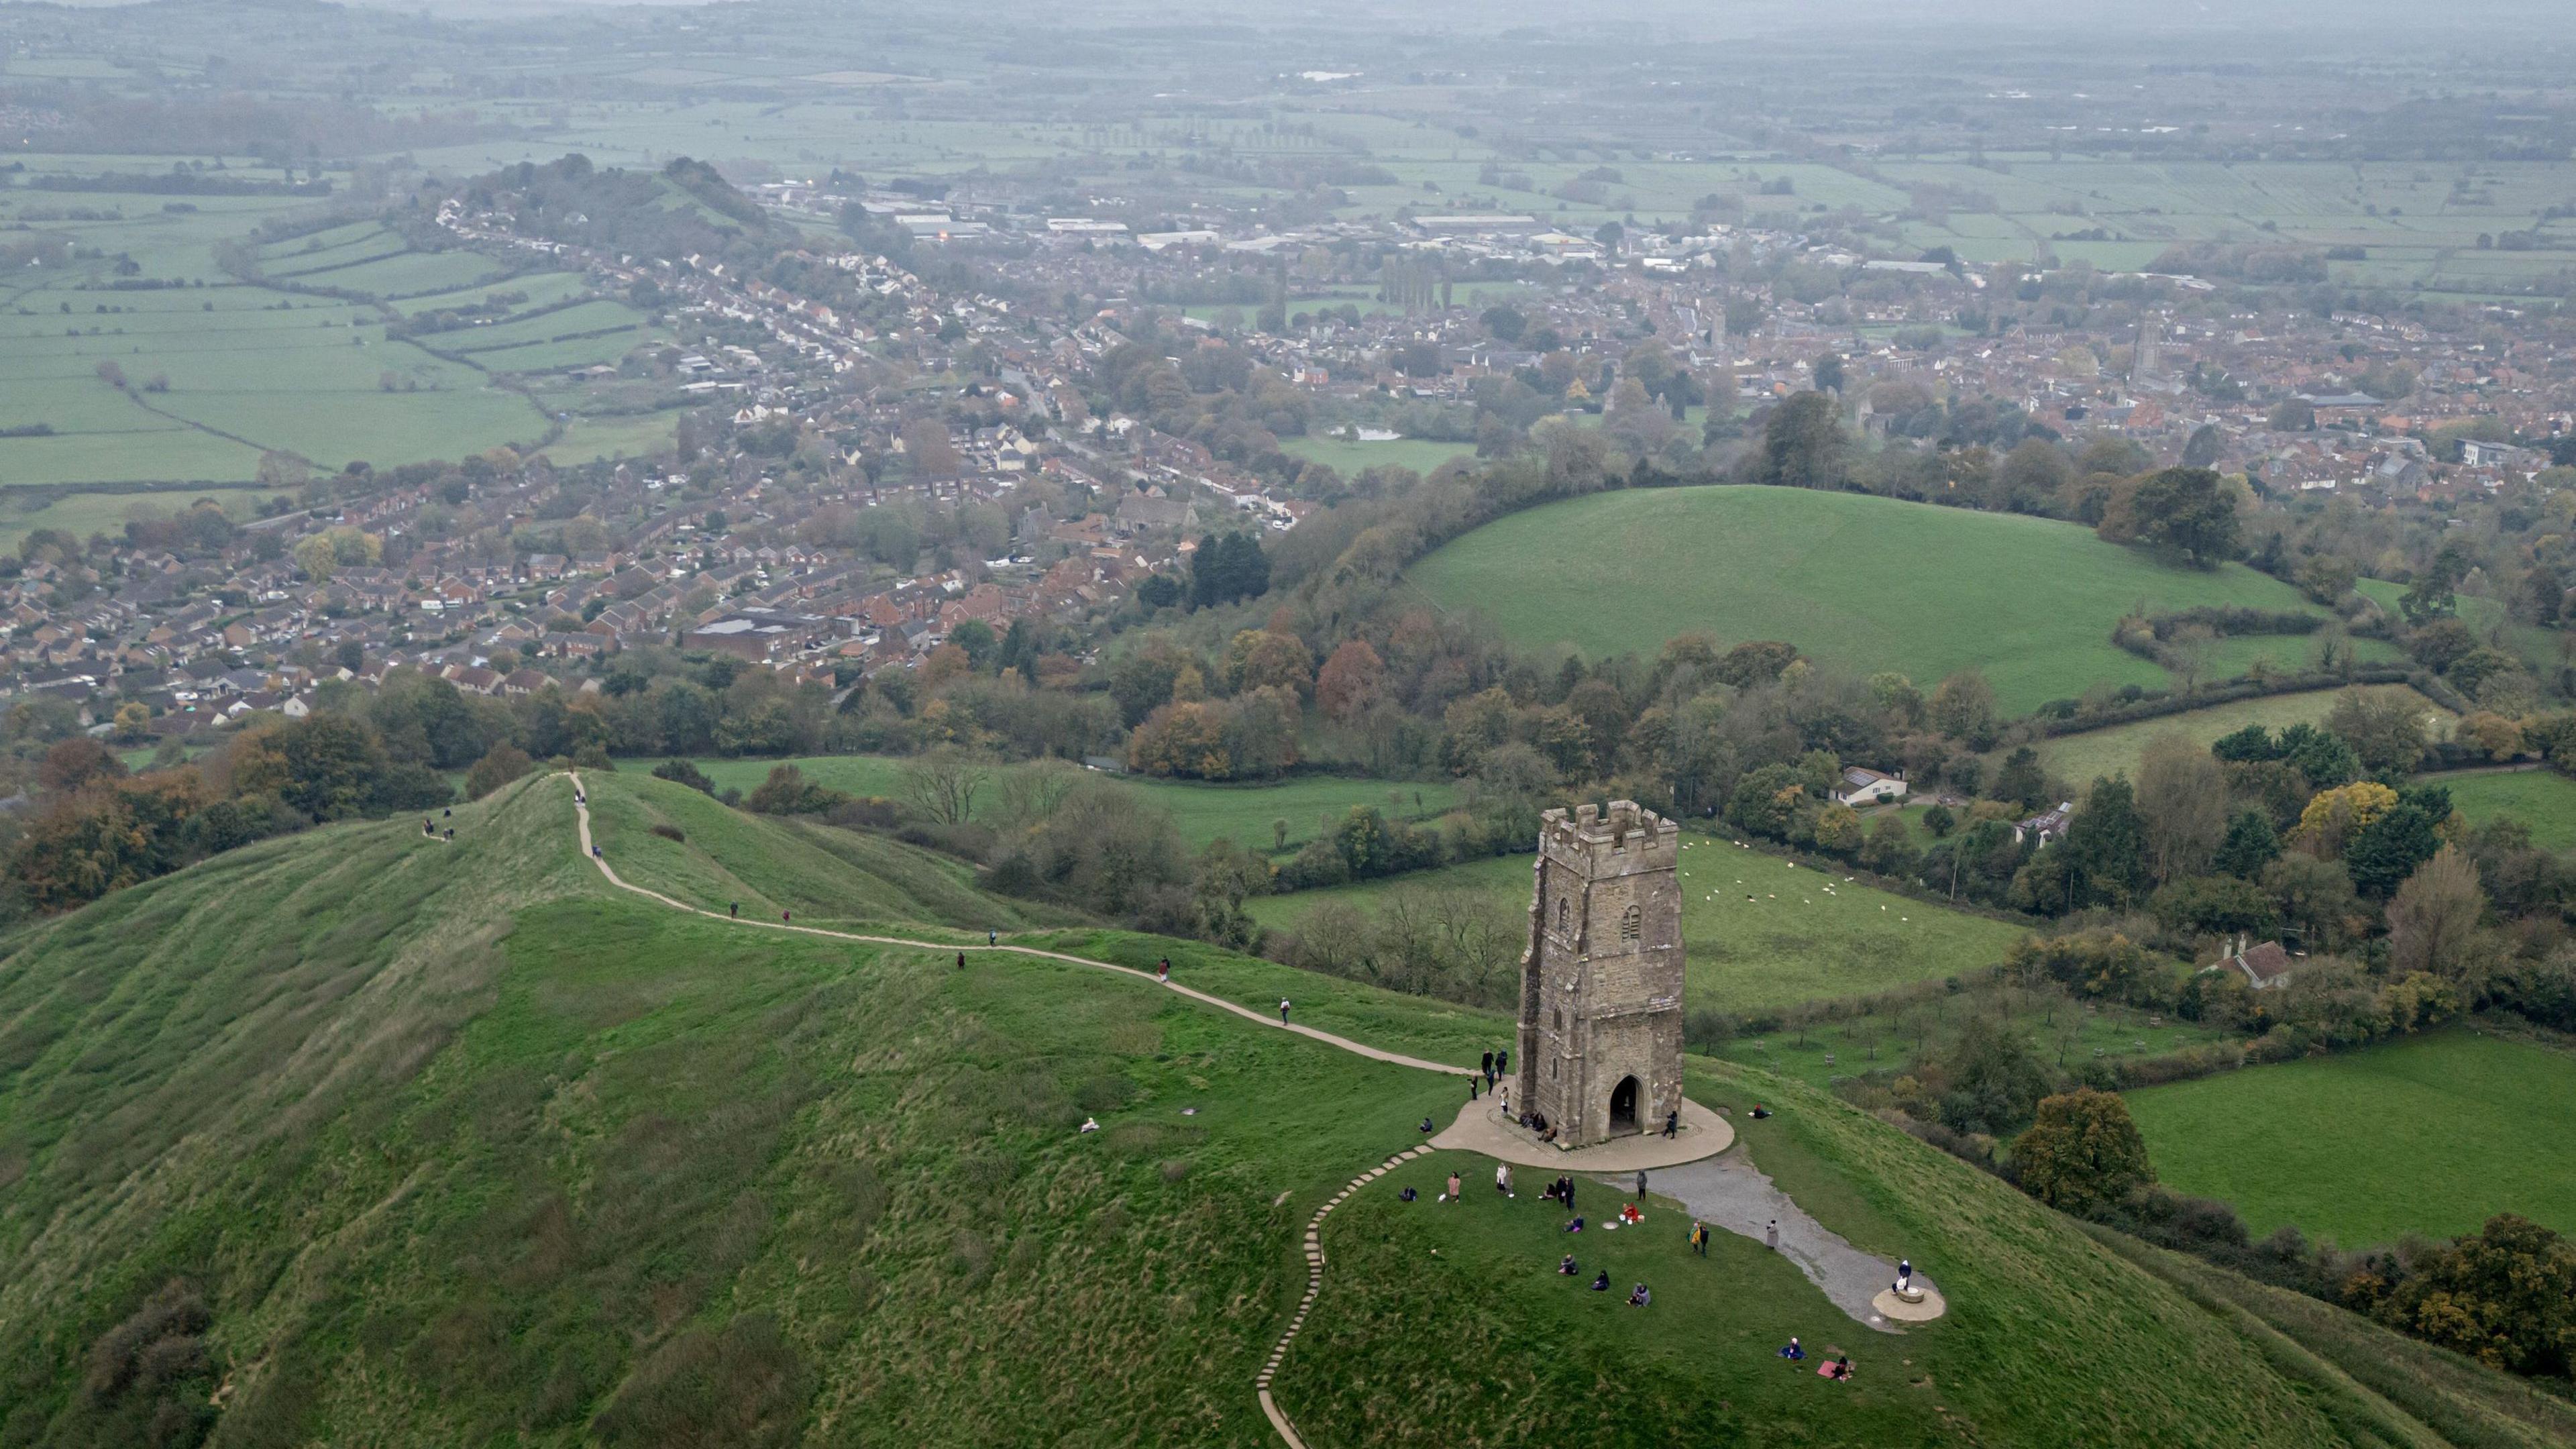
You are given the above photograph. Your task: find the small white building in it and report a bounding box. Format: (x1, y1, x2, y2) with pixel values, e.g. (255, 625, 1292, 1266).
(1833, 767, 1908, 808)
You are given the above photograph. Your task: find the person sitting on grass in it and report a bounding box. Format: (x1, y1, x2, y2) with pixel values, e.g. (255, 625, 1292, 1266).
(1419, 1116, 1436, 1134)
(1776, 1338, 1804, 1361)
(1823, 1356, 1852, 1382)
(1558, 1254, 1578, 1276)
(1562, 1216, 1585, 1234)
(1626, 1283, 1651, 1307)
(1619, 1202, 1644, 1226)
(1590, 1271, 1610, 1292)
(1399, 1187, 1417, 1202)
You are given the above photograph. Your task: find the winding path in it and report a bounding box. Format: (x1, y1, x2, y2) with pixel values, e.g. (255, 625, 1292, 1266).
(561, 773, 1462, 1447)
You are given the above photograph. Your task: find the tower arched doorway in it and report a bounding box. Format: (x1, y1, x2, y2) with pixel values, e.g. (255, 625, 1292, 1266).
(1608, 1075, 1640, 1136)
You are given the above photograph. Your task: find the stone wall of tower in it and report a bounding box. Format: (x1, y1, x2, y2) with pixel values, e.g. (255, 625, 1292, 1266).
(1513, 801, 1686, 1148)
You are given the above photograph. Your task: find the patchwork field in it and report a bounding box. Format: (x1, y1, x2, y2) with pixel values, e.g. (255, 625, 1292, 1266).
(2124, 1028, 2576, 1245)
(1407, 486, 2341, 715)
(1247, 838, 2031, 1011)
(2031, 685, 2454, 790)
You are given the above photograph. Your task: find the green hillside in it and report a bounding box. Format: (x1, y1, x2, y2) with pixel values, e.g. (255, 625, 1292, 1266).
(1407, 486, 2356, 714)
(0, 769, 2561, 1444)
(2032, 686, 2453, 791)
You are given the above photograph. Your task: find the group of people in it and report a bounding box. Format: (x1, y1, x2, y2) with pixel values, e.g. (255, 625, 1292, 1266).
(1774, 1338, 1854, 1381)
(1554, 1254, 1650, 1306)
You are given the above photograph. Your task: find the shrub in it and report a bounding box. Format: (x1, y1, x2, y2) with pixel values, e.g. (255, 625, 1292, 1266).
(649, 823, 686, 842)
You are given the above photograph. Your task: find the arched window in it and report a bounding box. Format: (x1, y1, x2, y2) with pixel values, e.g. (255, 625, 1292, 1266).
(1619, 903, 1641, 943)
(1556, 898, 1569, 933)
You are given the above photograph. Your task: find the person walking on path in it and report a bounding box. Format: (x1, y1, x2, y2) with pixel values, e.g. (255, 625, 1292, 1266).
(1468, 1075, 1479, 1102)
(729, 902, 739, 918)
(1157, 957, 1170, 983)
(956, 952, 966, 970)
(987, 929, 996, 945)
(1497, 1048, 1509, 1076)
(1766, 1219, 1780, 1251)
(1664, 1108, 1679, 1139)
(1481, 1049, 1495, 1081)
(1279, 998, 1291, 1024)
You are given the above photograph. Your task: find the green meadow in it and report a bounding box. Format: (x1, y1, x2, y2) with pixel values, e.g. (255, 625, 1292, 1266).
(2031, 685, 2453, 790)
(1408, 486, 2342, 715)
(2436, 769, 2576, 852)
(1248, 838, 2031, 1011)
(674, 755, 1461, 856)
(2124, 1028, 2576, 1245)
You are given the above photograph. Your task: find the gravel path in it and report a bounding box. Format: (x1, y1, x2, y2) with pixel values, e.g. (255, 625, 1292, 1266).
(1643, 1153, 1933, 1334)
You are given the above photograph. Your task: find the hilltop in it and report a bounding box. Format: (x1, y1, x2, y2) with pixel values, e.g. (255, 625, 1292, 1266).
(1, 771, 2567, 1446)
(1406, 486, 2381, 714)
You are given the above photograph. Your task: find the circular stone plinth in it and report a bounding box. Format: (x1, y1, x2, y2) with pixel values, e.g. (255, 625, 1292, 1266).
(1429, 1096, 1734, 1171)
(1871, 1286, 1947, 1323)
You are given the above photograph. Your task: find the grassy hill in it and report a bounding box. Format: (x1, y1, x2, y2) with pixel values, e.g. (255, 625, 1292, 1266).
(1407, 486, 2373, 714)
(2124, 1027, 2576, 1245)
(1248, 843, 2030, 1011)
(0, 769, 2565, 1445)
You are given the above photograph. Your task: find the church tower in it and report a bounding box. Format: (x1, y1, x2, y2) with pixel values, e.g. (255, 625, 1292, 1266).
(1513, 802, 1685, 1148)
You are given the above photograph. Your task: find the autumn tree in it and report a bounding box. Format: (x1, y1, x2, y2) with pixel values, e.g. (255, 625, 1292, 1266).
(2016, 1089, 2155, 1214)
(1314, 639, 1385, 724)
(2386, 844, 2483, 979)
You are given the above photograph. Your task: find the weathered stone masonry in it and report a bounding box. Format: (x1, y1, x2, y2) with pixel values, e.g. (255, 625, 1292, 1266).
(1513, 800, 1685, 1148)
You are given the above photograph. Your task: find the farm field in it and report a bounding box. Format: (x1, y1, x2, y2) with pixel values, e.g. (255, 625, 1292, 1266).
(2124, 1028, 2576, 1245)
(672, 755, 1462, 855)
(2433, 769, 2576, 852)
(1279, 434, 1475, 476)
(1407, 486, 2341, 715)
(1247, 838, 2031, 1011)
(0, 486, 280, 547)
(2030, 685, 2454, 789)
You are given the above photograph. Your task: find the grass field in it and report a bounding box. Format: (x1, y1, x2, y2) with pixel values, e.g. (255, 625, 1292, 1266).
(2032, 686, 2454, 790)
(1408, 486, 2341, 714)
(1248, 838, 2031, 1011)
(1279, 434, 1474, 476)
(2124, 1028, 2576, 1244)
(675, 755, 1460, 855)
(2435, 769, 2576, 852)
(0, 767, 2561, 1443)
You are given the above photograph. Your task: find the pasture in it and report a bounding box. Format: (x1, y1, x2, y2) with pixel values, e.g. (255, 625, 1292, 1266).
(1407, 486, 2339, 714)
(1279, 434, 1474, 477)
(2434, 769, 2576, 852)
(2123, 1028, 2576, 1244)
(1246, 837, 2031, 1011)
(672, 755, 1462, 855)
(2031, 685, 2453, 790)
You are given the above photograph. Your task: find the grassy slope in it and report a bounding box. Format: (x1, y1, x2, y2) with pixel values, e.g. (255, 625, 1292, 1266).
(674, 753, 1460, 856)
(1248, 842, 2029, 1012)
(0, 769, 2559, 1444)
(2123, 1028, 2576, 1244)
(2035, 685, 2455, 789)
(1407, 486, 2342, 714)
(2436, 770, 2576, 853)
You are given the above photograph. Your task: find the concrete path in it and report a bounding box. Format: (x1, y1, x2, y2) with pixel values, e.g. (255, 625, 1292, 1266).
(1432, 1096, 1733, 1169)
(1650, 1152, 1940, 1334)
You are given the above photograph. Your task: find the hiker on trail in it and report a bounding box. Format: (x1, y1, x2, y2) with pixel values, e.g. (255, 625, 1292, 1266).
(1664, 1108, 1679, 1139)
(1690, 1221, 1709, 1256)
(730, 902, 739, 918)
(1279, 998, 1291, 1024)
(987, 929, 996, 945)
(591, 845, 601, 859)
(956, 952, 965, 970)
(1482, 1049, 1494, 1079)
(443, 808, 451, 818)
(1468, 1075, 1479, 1102)
(782, 910, 791, 924)
(1497, 1048, 1509, 1076)
(1495, 1163, 1513, 1197)
(1157, 957, 1171, 982)
(1766, 1220, 1780, 1251)
(1634, 1169, 1647, 1201)
(423, 818, 433, 835)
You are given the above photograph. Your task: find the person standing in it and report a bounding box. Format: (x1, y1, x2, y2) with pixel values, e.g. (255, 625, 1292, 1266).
(1481, 1049, 1495, 1081)
(1664, 1108, 1679, 1138)
(956, 952, 966, 970)
(1279, 998, 1291, 1024)
(1766, 1219, 1779, 1251)
(1497, 1048, 1509, 1077)
(729, 901, 739, 918)
(1495, 1162, 1513, 1197)
(1445, 1170, 1462, 1202)
(987, 929, 996, 945)
(1562, 1177, 1576, 1216)
(1468, 1075, 1479, 1101)
(1690, 1220, 1709, 1256)
(1157, 957, 1171, 982)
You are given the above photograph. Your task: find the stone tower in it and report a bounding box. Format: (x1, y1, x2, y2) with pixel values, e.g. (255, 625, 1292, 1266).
(1513, 801, 1684, 1148)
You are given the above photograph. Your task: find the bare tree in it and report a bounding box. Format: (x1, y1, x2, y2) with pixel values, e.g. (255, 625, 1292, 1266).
(2135, 731, 2227, 882)
(990, 757, 1081, 834)
(901, 747, 993, 826)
